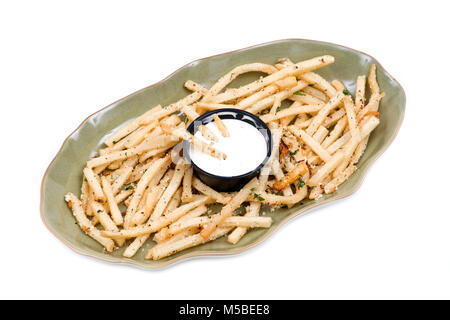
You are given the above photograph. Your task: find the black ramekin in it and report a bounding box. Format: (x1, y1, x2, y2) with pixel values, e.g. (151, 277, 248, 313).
(183, 108, 272, 192)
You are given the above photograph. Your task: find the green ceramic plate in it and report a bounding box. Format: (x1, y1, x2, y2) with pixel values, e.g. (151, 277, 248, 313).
(41, 39, 405, 269)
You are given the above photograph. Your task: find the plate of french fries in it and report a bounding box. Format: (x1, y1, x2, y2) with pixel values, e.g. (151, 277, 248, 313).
(41, 39, 405, 269)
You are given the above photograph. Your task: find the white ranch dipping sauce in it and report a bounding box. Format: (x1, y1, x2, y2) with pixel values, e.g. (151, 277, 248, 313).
(189, 119, 267, 177)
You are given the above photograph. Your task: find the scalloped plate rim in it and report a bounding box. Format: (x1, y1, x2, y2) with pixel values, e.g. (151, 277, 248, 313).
(40, 38, 406, 270)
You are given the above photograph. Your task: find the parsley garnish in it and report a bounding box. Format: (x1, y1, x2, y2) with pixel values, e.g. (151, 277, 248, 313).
(97, 210, 102, 213)
(124, 182, 136, 190)
(298, 177, 305, 188)
(290, 149, 298, 156)
(343, 89, 350, 96)
(253, 193, 265, 201)
(308, 83, 315, 87)
(112, 141, 117, 145)
(294, 91, 306, 96)
(276, 106, 281, 113)
(250, 188, 255, 192)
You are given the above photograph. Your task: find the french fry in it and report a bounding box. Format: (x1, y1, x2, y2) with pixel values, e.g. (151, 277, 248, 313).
(91, 201, 124, 246)
(102, 196, 209, 239)
(274, 76, 298, 90)
(165, 216, 272, 237)
(306, 91, 344, 135)
(153, 205, 208, 242)
(300, 72, 337, 98)
(302, 85, 328, 102)
(123, 181, 180, 257)
(235, 84, 278, 109)
(309, 176, 331, 200)
(260, 102, 322, 123)
(139, 140, 179, 163)
(210, 55, 335, 103)
(65, 193, 115, 252)
(149, 160, 186, 221)
(114, 189, 133, 204)
(149, 227, 232, 260)
(181, 165, 194, 202)
(289, 127, 331, 162)
(161, 123, 227, 160)
(199, 125, 218, 142)
(355, 75, 366, 111)
(269, 124, 293, 198)
(80, 180, 89, 213)
(200, 178, 258, 239)
(289, 91, 326, 106)
(139, 91, 203, 125)
(213, 115, 229, 137)
(308, 150, 345, 186)
(331, 79, 345, 91)
(321, 117, 347, 149)
(333, 116, 380, 177)
(86, 134, 179, 169)
(343, 95, 358, 134)
(325, 165, 357, 194)
(131, 185, 162, 226)
(192, 177, 231, 204)
(111, 167, 134, 195)
(195, 102, 237, 111)
(250, 186, 308, 206)
(184, 80, 208, 95)
(202, 63, 278, 101)
(182, 104, 200, 122)
(357, 92, 385, 122)
(323, 108, 346, 128)
(83, 167, 106, 202)
(103, 105, 162, 147)
(123, 155, 171, 228)
(101, 176, 123, 226)
(246, 81, 308, 114)
(273, 161, 308, 191)
(123, 121, 158, 149)
(312, 125, 329, 144)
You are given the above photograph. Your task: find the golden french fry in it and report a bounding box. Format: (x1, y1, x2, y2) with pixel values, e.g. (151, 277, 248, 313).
(273, 162, 308, 191)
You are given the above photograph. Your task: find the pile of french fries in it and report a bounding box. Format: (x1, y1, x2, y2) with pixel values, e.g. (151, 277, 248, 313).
(65, 55, 384, 260)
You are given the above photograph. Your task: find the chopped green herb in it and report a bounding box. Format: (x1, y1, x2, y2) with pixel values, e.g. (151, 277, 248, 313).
(308, 83, 315, 87)
(124, 182, 136, 190)
(298, 177, 305, 188)
(250, 188, 255, 191)
(112, 141, 117, 145)
(290, 149, 298, 156)
(283, 163, 287, 169)
(294, 91, 306, 96)
(97, 210, 102, 213)
(276, 106, 281, 113)
(253, 193, 265, 201)
(343, 89, 350, 96)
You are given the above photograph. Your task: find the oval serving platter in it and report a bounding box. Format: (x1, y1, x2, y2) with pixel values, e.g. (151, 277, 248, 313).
(41, 39, 406, 269)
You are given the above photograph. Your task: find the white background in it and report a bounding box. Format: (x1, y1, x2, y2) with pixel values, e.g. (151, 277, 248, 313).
(1, 0, 449, 300)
